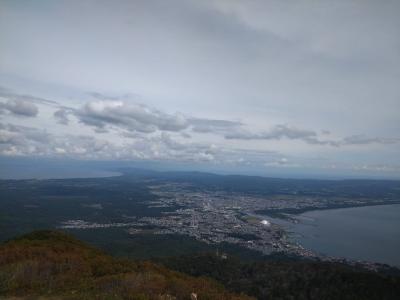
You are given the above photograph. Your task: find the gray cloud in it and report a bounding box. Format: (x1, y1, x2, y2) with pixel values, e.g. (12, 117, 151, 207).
(305, 135, 400, 147)
(0, 99, 38, 117)
(0, 122, 116, 158)
(88, 91, 136, 101)
(77, 100, 189, 133)
(342, 135, 400, 146)
(0, 123, 50, 144)
(0, 86, 69, 118)
(53, 108, 70, 125)
(301, 137, 340, 147)
(74, 99, 245, 136)
(225, 124, 400, 147)
(123, 132, 278, 164)
(0, 123, 51, 156)
(189, 118, 243, 133)
(0, 121, 277, 164)
(225, 124, 317, 141)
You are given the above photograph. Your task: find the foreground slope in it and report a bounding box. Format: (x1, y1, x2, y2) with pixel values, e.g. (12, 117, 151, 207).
(0, 230, 252, 300)
(2, 230, 400, 300)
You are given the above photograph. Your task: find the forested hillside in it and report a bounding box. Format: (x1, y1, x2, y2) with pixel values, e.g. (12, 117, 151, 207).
(162, 253, 400, 300)
(0, 230, 252, 300)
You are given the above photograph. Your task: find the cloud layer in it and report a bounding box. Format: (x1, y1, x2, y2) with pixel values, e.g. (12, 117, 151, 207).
(0, 0, 399, 177)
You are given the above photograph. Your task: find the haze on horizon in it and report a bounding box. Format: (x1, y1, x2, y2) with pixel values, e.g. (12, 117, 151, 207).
(0, 0, 399, 179)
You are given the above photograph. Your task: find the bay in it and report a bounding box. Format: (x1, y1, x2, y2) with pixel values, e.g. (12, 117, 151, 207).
(289, 204, 400, 266)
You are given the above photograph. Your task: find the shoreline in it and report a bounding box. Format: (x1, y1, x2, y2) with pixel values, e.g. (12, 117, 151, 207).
(256, 200, 400, 221)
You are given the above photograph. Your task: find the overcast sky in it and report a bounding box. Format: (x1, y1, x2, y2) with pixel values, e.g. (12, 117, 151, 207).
(0, 0, 399, 178)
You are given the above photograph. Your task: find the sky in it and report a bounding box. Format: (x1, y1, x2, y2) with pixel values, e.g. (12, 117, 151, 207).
(0, 0, 399, 179)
